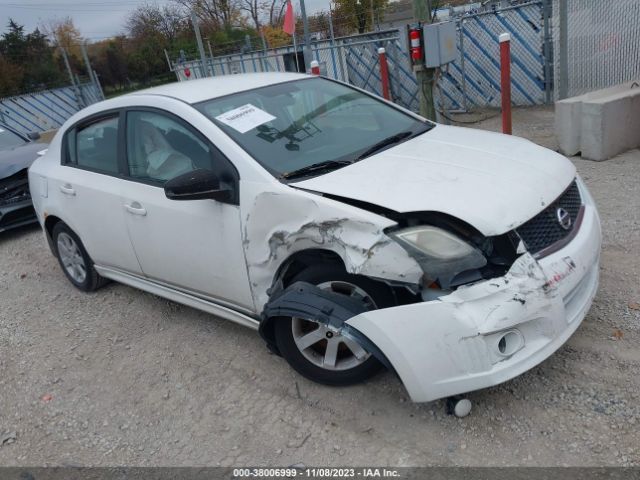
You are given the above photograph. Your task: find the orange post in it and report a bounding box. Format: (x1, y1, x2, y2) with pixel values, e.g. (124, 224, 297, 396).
(378, 47, 391, 100)
(499, 32, 512, 135)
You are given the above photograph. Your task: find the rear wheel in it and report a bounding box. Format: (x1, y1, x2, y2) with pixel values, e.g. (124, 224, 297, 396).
(52, 222, 108, 292)
(274, 264, 394, 385)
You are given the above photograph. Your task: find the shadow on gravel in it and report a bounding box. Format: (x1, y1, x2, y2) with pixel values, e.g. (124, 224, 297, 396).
(0, 222, 41, 244)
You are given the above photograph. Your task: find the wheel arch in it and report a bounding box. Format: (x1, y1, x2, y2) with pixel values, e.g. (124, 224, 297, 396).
(43, 214, 64, 254)
(271, 248, 346, 292)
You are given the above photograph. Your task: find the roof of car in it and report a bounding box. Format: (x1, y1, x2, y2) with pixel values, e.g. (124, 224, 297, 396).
(128, 72, 309, 104)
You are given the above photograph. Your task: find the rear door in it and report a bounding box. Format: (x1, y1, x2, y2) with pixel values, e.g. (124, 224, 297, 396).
(52, 112, 142, 274)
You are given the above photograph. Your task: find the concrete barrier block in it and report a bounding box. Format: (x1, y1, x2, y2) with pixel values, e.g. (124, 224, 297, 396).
(581, 87, 640, 161)
(555, 82, 637, 157)
(555, 100, 582, 156)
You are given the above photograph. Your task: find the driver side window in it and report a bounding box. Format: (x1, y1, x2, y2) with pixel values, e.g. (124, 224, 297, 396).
(126, 111, 213, 183)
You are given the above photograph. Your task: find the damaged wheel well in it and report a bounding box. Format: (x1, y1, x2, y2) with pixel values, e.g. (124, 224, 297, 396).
(273, 249, 346, 291)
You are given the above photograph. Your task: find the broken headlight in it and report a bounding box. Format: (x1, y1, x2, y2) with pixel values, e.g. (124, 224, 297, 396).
(389, 226, 487, 289)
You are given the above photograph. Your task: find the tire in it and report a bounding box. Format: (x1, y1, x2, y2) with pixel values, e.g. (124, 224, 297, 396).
(52, 222, 108, 292)
(274, 264, 395, 386)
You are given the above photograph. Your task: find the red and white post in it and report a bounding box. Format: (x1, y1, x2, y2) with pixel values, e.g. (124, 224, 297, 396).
(378, 47, 391, 101)
(499, 32, 512, 135)
(310, 60, 320, 75)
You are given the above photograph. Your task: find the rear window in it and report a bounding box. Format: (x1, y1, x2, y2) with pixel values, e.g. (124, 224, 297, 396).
(66, 116, 119, 174)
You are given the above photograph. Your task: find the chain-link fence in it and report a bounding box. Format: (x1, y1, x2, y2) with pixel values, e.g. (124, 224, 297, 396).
(553, 0, 640, 99)
(172, 1, 552, 113)
(0, 82, 103, 135)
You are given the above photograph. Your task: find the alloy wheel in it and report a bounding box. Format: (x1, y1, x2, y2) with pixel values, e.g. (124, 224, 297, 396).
(291, 281, 376, 371)
(56, 232, 87, 284)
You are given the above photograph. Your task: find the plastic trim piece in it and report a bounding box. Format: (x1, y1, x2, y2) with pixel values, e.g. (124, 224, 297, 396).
(260, 281, 395, 371)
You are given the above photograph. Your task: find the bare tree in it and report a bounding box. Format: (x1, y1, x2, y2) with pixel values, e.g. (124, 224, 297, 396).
(172, 0, 240, 31)
(268, 0, 288, 27)
(239, 0, 262, 29)
(127, 3, 186, 45)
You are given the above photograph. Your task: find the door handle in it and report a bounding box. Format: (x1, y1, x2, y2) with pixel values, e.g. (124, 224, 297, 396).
(59, 184, 76, 196)
(124, 202, 147, 216)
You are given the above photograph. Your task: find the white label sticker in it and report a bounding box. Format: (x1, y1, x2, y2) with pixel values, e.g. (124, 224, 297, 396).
(215, 104, 276, 133)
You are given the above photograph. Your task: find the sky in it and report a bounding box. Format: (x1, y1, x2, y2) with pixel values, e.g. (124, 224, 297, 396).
(0, 0, 333, 41)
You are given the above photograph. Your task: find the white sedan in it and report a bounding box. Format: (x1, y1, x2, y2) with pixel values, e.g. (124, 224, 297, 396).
(28, 73, 601, 405)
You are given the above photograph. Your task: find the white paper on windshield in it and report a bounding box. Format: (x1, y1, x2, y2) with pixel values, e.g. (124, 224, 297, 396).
(215, 104, 276, 133)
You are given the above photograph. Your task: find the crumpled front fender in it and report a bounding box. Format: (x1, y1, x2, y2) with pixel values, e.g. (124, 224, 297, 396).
(242, 188, 423, 310)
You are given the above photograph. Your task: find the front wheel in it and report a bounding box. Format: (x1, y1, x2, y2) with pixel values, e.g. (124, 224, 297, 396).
(273, 265, 394, 386)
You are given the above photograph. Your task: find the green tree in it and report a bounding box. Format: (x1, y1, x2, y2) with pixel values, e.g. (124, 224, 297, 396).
(0, 19, 64, 96)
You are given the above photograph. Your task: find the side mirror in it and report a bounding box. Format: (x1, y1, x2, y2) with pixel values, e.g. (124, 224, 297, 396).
(28, 131, 41, 141)
(164, 169, 233, 203)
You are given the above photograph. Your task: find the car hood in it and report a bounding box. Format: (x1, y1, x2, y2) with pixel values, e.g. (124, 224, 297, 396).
(294, 125, 576, 236)
(0, 142, 47, 179)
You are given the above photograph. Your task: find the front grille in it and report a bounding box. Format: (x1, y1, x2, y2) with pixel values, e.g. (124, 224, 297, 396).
(0, 169, 31, 207)
(516, 180, 582, 255)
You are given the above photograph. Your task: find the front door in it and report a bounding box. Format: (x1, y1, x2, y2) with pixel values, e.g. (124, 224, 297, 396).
(119, 109, 254, 311)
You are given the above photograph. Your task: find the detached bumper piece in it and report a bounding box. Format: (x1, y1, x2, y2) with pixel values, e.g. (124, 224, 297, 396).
(260, 282, 394, 371)
(0, 169, 37, 232)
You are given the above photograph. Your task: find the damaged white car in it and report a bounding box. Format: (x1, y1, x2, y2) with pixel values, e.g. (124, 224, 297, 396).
(28, 73, 601, 406)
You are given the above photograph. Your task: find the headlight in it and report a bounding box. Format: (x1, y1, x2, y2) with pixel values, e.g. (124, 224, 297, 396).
(390, 226, 487, 288)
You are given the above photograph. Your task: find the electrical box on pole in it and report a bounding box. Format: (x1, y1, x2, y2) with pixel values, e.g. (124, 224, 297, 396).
(422, 21, 457, 68)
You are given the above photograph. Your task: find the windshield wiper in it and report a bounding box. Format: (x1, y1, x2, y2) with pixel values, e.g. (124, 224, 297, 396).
(356, 130, 414, 161)
(280, 159, 354, 180)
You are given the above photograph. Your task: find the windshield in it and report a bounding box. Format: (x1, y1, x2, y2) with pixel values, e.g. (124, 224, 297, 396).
(196, 77, 432, 179)
(0, 128, 27, 150)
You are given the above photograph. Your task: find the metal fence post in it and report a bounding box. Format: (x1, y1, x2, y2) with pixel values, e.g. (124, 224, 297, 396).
(558, 0, 569, 99)
(328, 11, 339, 79)
(260, 31, 269, 72)
(191, 11, 210, 77)
(378, 47, 391, 100)
(207, 40, 216, 76)
(543, 0, 553, 103)
(93, 69, 105, 100)
(458, 19, 469, 112)
(499, 33, 512, 135)
(60, 46, 84, 108)
(80, 42, 98, 92)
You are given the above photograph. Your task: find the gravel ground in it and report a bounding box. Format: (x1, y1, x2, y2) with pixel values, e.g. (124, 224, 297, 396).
(1, 106, 639, 467)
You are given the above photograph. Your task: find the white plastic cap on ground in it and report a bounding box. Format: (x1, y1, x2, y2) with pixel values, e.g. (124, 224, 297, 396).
(499, 32, 511, 43)
(454, 399, 472, 418)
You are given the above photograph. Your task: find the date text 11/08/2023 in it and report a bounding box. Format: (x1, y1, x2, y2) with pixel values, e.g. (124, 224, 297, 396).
(232, 467, 401, 478)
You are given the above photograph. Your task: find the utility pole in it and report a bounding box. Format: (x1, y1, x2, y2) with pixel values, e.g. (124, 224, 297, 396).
(412, 0, 436, 120)
(191, 11, 210, 77)
(299, 0, 313, 70)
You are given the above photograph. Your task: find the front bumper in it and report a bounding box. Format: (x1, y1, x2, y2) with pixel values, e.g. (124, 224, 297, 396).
(0, 198, 37, 233)
(346, 188, 601, 403)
